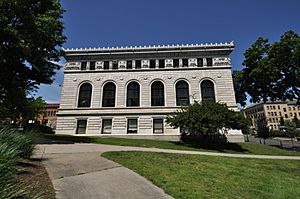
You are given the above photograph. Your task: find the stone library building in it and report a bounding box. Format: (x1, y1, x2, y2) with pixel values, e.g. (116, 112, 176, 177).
(56, 42, 243, 142)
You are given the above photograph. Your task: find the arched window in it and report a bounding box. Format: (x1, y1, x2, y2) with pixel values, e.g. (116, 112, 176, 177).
(176, 80, 189, 106)
(127, 82, 140, 107)
(151, 81, 164, 106)
(201, 80, 215, 102)
(78, 83, 92, 107)
(102, 82, 116, 107)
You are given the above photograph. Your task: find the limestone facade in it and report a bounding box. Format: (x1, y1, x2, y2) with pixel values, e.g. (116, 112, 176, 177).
(56, 42, 242, 141)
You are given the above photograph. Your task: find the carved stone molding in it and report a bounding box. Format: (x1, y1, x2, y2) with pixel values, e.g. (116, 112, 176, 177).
(165, 59, 173, 68)
(118, 60, 126, 69)
(213, 57, 231, 66)
(64, 62, 80, 70)
(96, 61, 103, 70)
(142, 60, 150, 69)
(188, 58, 197, 67)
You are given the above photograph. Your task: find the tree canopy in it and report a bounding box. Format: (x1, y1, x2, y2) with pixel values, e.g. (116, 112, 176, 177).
(166, 102, 250, 140)
(233, 30, 300, 106)
(0, 0, 66, 121)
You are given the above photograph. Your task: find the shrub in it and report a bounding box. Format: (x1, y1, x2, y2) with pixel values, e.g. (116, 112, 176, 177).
(0, 127, 40, 198)
(166, 102, 250, 142)
(0, 128, 39, 159)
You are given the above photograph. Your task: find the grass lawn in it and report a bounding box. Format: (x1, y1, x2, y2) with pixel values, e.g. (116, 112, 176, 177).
(103, 151, 300, 199)
(44, 134, 300, 156)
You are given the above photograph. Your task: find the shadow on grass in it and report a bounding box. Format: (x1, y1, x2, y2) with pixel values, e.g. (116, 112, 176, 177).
(172, 141, 249, 153)
(41, 134, 250, 153)
(38, 134, 94, 144)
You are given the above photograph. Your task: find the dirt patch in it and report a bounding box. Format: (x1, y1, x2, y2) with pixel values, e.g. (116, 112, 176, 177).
(16, 158, 55, 199)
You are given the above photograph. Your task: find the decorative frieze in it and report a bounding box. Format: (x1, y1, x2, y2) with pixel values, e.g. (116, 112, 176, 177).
(188, 58, 197, 67)
(213, 57, 231, 66)
(142, 60, 150, 69)
(165, 59, 173, 68)
(118, 60, 126, 69)
(96, 61, 103, 70)
(64, 62, 81, 70)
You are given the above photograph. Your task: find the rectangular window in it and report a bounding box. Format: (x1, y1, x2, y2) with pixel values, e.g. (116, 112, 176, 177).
(102, 119, 112, 134)
(127, 119, 138, 134)
(206, 58, 213, 66)
(173, 59, 179, 68)
(150, 60, 156, 68)
(104, 61, 109, 70)
(285, 114, 288, 118)
(135, 60, 141, 69)
(112, 61, 118, 69)
(283, 108, 286, 112)
(278, 105, 280, 109)
(76, 120, 87, 134)
(158, 59, 165, 68)
(153, 119, 164, 134)
(273, 106, 276, 110)
(81, 62, 87, 70)
(182, 59, 188, 67)
(126, 60, 132, 69)
(90, 61, 95, 70)
(197, 58, 203, 67)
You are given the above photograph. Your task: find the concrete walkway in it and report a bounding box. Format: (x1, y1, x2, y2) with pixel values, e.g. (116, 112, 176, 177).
(36, 143, 300, 199)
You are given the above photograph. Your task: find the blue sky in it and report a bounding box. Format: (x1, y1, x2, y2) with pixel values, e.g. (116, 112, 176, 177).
(36, 0, 300, 103)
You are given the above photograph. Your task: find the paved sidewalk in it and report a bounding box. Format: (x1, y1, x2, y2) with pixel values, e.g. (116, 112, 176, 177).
(35, 143, 300, 199)
(37, 143, 300, 160)
(36, 144, 173, 199)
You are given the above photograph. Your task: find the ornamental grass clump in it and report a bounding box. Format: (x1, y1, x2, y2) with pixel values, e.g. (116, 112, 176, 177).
(0, 127, 40, 198)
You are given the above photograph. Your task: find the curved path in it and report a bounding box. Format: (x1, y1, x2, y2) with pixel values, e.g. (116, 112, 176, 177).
(36, 143, 300, 199)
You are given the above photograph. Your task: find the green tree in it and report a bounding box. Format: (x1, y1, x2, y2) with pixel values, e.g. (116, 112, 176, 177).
(0, 0, 66, 121)
(256, 123, 270, 140)
(233, 30, 300, 105)
(284, 120, 297, 147)
(166, 102, 249, 141)
(232, 70, 247, 106)
(292, 116, 300, 128)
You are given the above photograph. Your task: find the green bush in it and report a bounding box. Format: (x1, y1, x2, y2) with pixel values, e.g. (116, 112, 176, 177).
(0, 127, 40, 198)
(0, 128, 39, 159)
(0, 143, 25, 198)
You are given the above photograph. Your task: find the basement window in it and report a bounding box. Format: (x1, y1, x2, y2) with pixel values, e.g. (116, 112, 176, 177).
(127, 119, 138, 134)
(102, 119, 112, 134)
(153, 119, 164, 134)
(76, 120, 87, 134)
